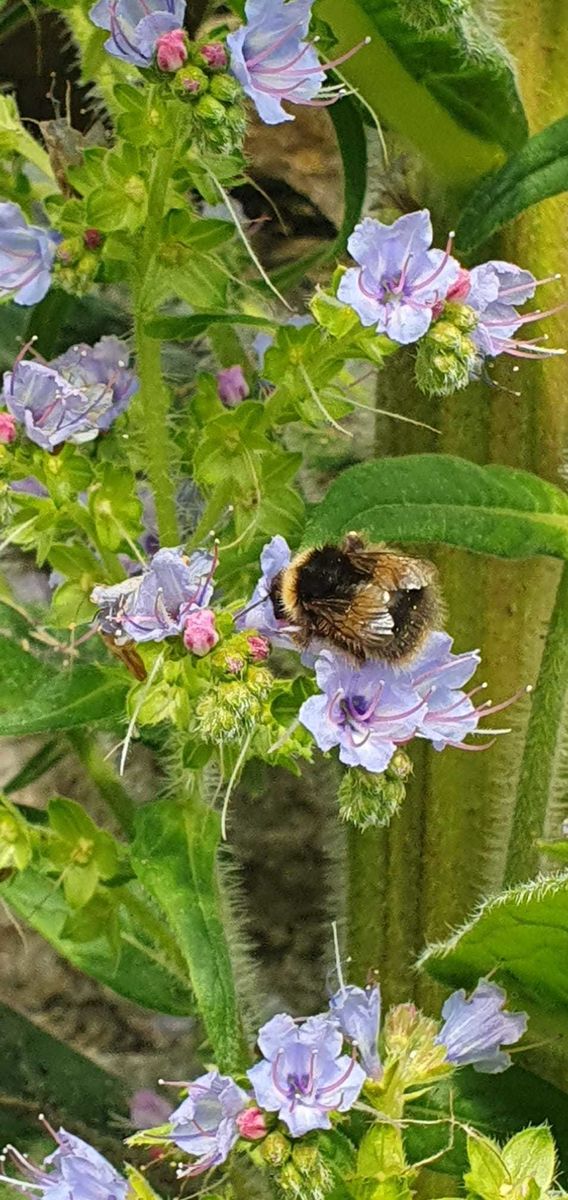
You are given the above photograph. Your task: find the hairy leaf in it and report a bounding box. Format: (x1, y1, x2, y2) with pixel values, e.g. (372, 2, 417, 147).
(1, 869, 194, 1015)
(3, 739, 65, 794)
(0, 650, 129, 735)
(131, 796, 248, 1073)
(304, 455, 568, 559)
(316, 0, 527, 183)
(456, 116, 568, 253)
(145, 312, 275, 341)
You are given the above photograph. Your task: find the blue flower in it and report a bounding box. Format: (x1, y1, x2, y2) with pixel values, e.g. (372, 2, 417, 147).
(89, 0, 186, 67)
(0, 1126, 127, 1199)
(91, 546, 217, 644)
(2, 336, 137, 451)
(329, 984, 382, 1080)
(299, 651, 426, 773)
(436, 979, 528, 1073)
(337, 211, 460, 345)
(234, 535, 297, 650)
(165, 1071, 248, 1178)
(248, 1012, 366, 1136)
(461, 259, 564, 362)
(227, 0, 368, 125)
(0, 201, 59, 306)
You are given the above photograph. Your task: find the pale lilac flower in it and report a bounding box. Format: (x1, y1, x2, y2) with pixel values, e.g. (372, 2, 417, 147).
(227, 0, 368, 125)
(155, 27, 187, 70)
(0, 1125, 127, 1199)
(89, 0, 186, 67)
(410, 632, 528, 752)
(235, 1107, 268, 1140)
(337, 211, 460, 345)
(436, 979, 527, 1073)
(183, 607, 219, 656)
(458, 259, 564, 362)
(0, 201, 59, 306)
(166, 1071, 248, 1178)
(130, 1089, 173, 1129)
(248, 1012, 365, 1136)
(299, 651, 426, 773)
(91, 546, 217, 645)
(0, 411, 16, 443)
(2, 336, 137, 451)
(234, 534, 297, 650)
(217, 364, 249, 406)
(329, 984, 382, 1080)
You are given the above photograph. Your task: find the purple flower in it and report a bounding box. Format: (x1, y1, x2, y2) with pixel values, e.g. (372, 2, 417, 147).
(299, 651, 426, 773)
(436, 979, 528, 1073)
(410, 632, 527, 752)
(2, 336, 137, 451)
(166, 1071, 248, 1177)
(234, 535, 297, 650)
(248, 1012, 365, 1136)
(0, 201, 59, 306)
(337, 211, 460, 345)
(329, 984, 382, 1080)
(217, 364, 249, 407)
(130, 1089, 173, 1129)
(227, 0, 368, 126)
(459, 259, 564, 362)
(0, 1125, 127, 1199)
(91, 546, 217, 645)
(89, 0, 186, 67)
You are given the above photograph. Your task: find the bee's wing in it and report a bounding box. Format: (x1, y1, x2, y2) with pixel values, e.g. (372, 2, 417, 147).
(349, 555, 436, 646)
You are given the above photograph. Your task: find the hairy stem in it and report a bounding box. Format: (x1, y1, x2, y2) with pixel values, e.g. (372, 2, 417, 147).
(67, 729, 136, 838)
(132, 134, 180, 547)
(505, 563, 568, 884)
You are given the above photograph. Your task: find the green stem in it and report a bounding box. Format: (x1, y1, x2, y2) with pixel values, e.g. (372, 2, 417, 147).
(132, 133, 180, 547)
(505, 563, 568, 885)
(67, 730, 136, 837)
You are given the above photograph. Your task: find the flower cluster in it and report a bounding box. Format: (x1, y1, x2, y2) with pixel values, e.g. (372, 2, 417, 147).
(238, 537, 529, 774)
(1, 336, 138, 451)
(0, 1124, 128, 1199)
(124, 974, 526, 1184)
(91, 546, 217, 645)
(337, 209, 563, 384)
(0, 201, 59, 306)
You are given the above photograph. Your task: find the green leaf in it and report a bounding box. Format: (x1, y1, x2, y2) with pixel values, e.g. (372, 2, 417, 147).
(145, 312, 275, 341)
(125, 1166, 163, 1200)
(131, 796, 248, 1073)
(405, 1066, 568, 1179)
(465, 1133, 509, 1200)
(538, 839, 568, 864)
(0, 634, 52, 704)
(1, 868, 194, 1015)
(0, 664, 129, 735)
(418, 873, 568, 1048)
(3, 739, 65, 794)
(0, 998, 128, 1147)
(328, 93, 368, 255)
(304, 454, 568, 560)
(502, 1127, 556, 1191)
(316, 0, 527, 183)
(456, 115, 568, 253)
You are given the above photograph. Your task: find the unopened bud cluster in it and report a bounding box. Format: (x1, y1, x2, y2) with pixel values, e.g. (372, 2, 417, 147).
(338, 750, 413, 830)
(415, 302, 479, 397)
(196, 663, 273, 744)
(171, 39, 246, 153)
(54, 235, 101, 295)
(275, 1143, 334, 1200)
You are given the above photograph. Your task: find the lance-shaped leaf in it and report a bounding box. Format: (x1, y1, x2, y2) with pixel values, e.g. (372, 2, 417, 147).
(316, 0, 527, 183)
(131, 796, 248, 1074)
(456, 115, 568, 253)
(0, 999, 128, 1147)
(304, 455, 568, 560)
(1, 868, 194, 1015)
(0, 633, 129, 734)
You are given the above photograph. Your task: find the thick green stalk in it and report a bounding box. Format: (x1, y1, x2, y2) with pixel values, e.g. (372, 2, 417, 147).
(505, 563, 568, 884)
(132, 137, 180, 547)
(67, 729, 136, 838)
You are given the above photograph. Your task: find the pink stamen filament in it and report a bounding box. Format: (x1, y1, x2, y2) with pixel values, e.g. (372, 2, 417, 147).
(413, 232, 455, 294)
(451, 738, 497, 752)
(246, 21, 305, 68)
(318, 1049, 357, 1096)
(413, 654, 480, 688)
(257, 36, 370, 78)
(483, 303, 566, 329)
(499, 273, 560, 295)
(271, 1050, 292, 1100)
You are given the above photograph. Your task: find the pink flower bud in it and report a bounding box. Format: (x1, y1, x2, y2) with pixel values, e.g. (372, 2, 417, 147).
(248, 635, 270, 662)
(0, 412, 17, 444)
(183, 608, 219, 657)
(226, 655, 245, 675)
(236, 1107, 268, 1141)
(156, 28, 188, 72)
(84, 228, 103, 250)
(217, 365, 249, 407)
(200, 41, 228, 68)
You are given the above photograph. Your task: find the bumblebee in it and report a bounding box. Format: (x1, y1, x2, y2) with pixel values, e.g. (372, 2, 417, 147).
(270, 532, 440, 664)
